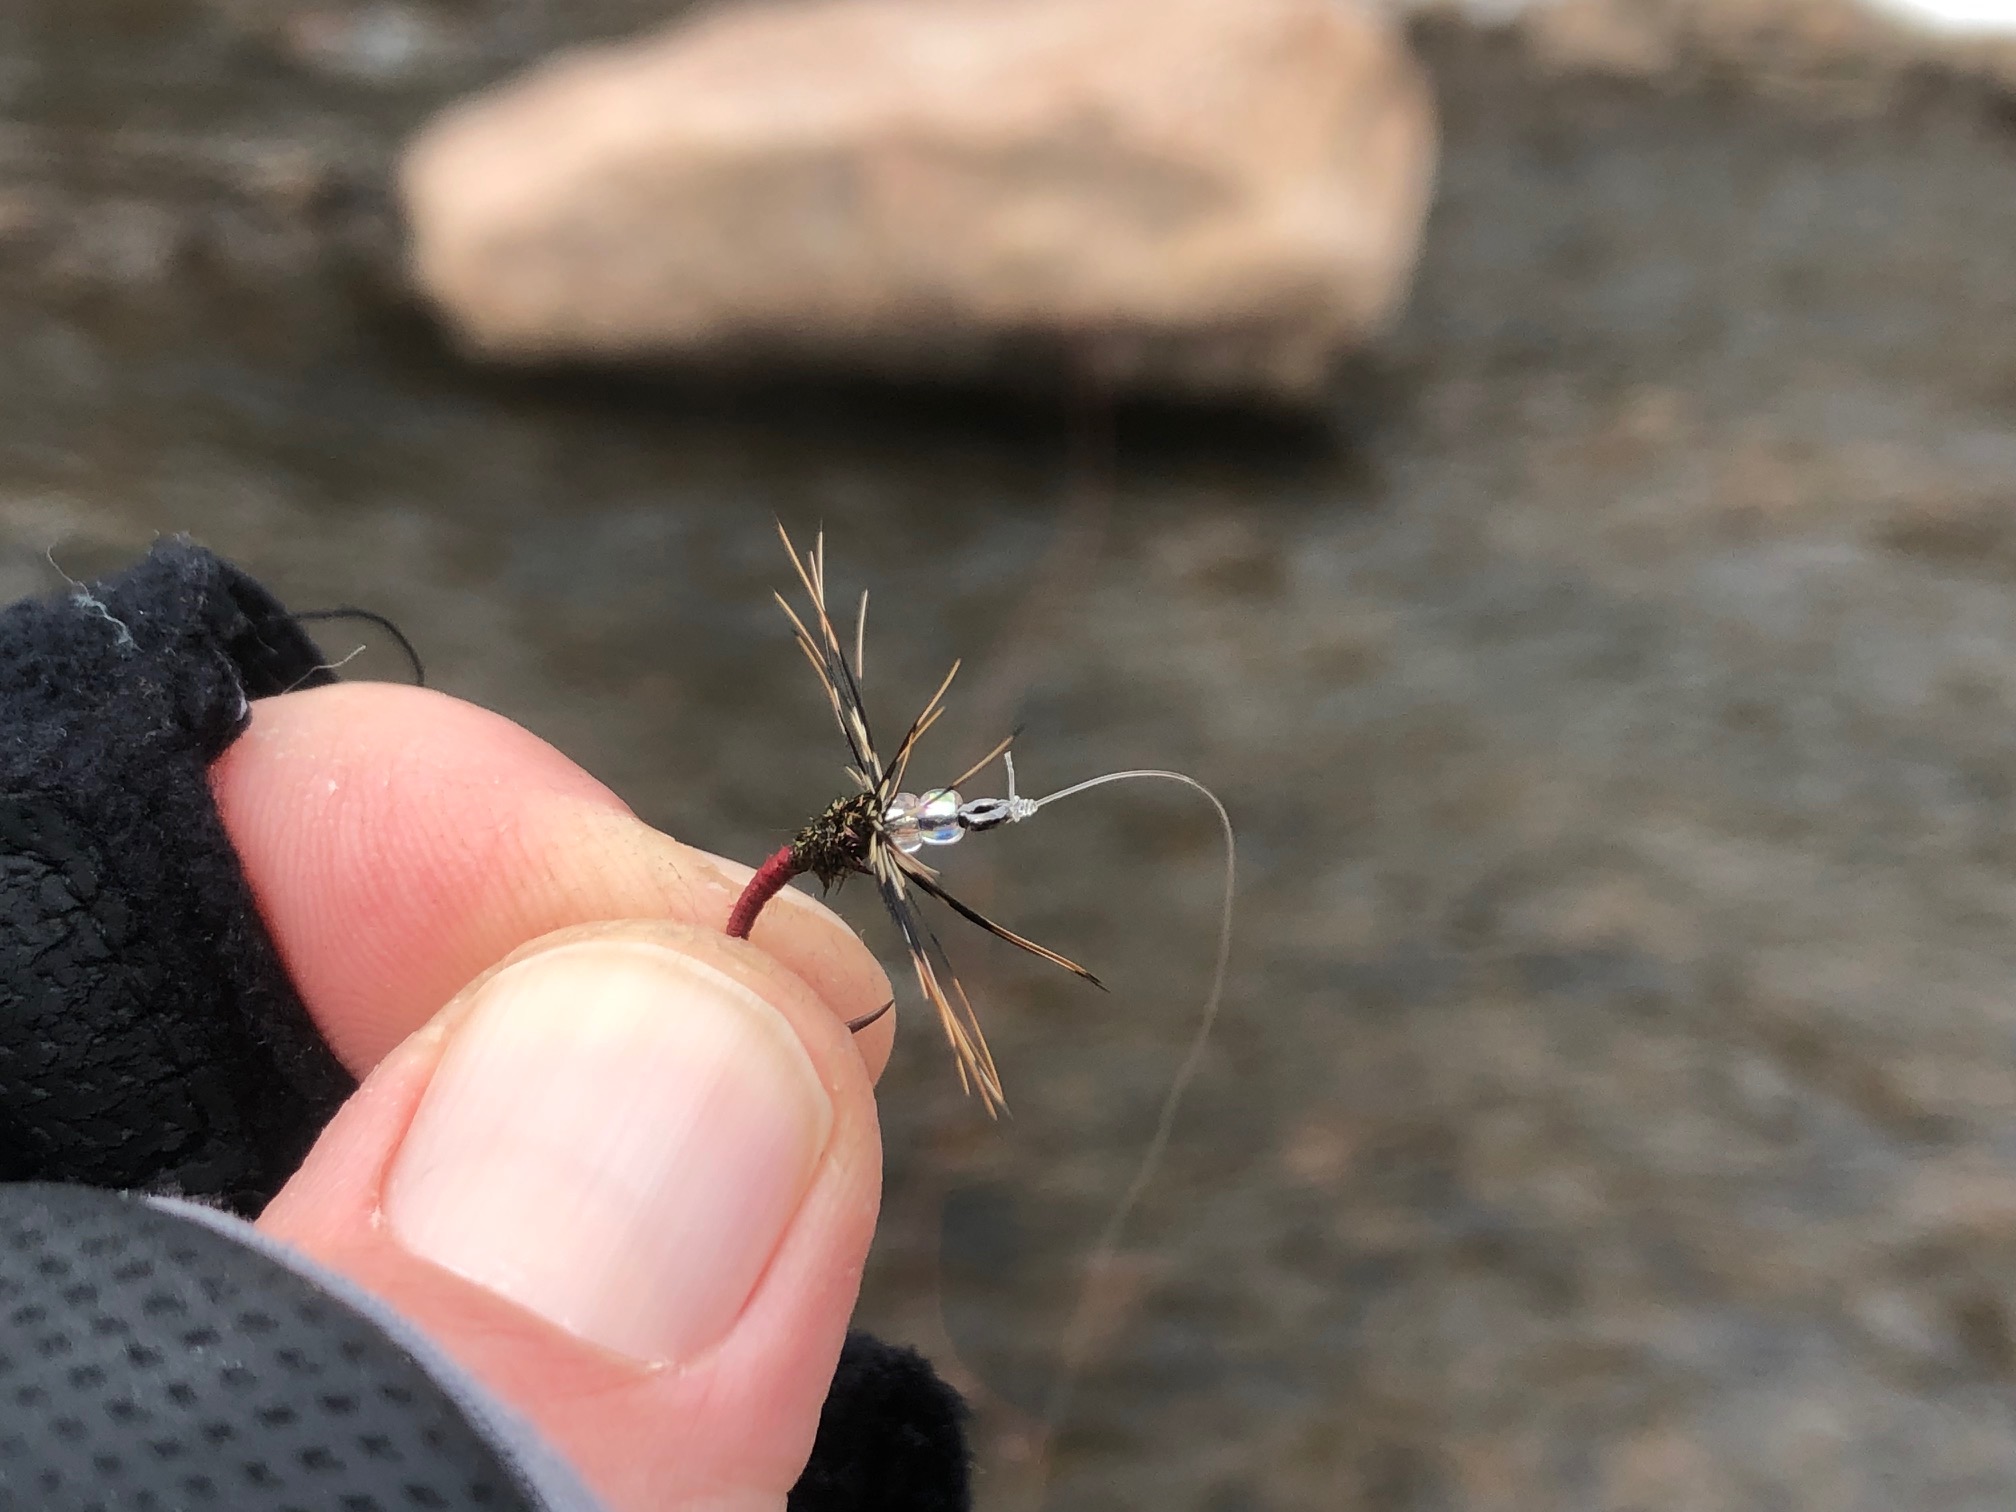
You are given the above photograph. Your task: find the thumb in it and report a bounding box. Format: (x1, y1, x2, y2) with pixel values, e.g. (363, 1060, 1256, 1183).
(259, 919, 883, 1512)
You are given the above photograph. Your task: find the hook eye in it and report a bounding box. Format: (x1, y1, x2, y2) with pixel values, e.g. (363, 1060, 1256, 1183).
(956, 797, 1016, 832)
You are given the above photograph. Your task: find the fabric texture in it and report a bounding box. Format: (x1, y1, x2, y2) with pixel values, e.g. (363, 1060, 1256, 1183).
(0, 539, 353, 1213)
(789, 1332, 973, 1512)
(0, 1183, 561, 1512)
(156, 1192, 610, 1512)
(0, 540, 974, 1511)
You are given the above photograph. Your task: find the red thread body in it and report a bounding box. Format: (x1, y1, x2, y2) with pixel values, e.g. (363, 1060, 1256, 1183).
(726, 844, 800, 939)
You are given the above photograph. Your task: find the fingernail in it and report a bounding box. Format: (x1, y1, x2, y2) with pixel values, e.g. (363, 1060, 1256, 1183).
(383, 942, 834, 1363)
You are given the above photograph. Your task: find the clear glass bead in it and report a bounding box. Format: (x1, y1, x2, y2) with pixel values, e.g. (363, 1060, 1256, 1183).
(918, 788, 964, 845)
(884, 792, 925, 854)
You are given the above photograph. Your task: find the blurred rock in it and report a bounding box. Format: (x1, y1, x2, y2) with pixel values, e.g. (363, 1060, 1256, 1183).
(398, 0, 1437, 404)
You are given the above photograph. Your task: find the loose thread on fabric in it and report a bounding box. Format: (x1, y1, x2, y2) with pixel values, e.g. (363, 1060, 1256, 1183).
(289, 608, 426, 687)
(46, 546, 136, 652)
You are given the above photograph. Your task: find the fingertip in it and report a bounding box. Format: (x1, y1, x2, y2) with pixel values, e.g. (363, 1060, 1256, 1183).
(215, 681, 629, 821)
(707, 856, 899, 1073)
(212, 683, 894, 1078)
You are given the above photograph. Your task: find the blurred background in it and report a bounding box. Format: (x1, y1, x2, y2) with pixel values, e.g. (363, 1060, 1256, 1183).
(8, 0, 2016, 1506)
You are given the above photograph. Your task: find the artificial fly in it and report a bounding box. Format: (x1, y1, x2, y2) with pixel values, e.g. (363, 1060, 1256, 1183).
(726, 523, 1237, 1494)
(725, 523, 1234, 1119)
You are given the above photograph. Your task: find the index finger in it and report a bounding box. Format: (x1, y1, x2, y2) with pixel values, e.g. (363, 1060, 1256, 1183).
(209, 681, 895, 1079)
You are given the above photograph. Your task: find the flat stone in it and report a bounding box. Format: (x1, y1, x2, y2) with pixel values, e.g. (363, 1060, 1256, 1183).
(398, 0, 1437, 404)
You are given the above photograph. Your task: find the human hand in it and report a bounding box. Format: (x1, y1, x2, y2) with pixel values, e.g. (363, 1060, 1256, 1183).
(211, 680, 897, 1512)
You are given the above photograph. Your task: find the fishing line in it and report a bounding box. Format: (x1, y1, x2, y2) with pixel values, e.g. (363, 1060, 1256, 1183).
(983, 767, 1236, 1502)
(736, 526, 1239, 1504)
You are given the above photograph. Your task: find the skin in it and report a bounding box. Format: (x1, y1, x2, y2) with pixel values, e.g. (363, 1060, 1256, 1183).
(210, 681, 896, 1512)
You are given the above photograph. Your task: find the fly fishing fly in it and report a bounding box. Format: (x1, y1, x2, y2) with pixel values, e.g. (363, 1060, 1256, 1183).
(726, 522, 1237, 1502)
(725, 523, 1235, 1123)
